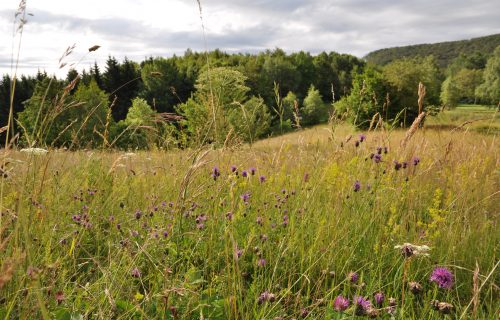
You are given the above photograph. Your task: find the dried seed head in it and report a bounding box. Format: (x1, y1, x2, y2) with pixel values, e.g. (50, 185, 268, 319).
(409, 281, 423, 294)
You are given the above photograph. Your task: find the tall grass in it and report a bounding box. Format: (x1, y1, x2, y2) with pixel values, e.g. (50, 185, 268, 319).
(0, 125, 498, 319)
(1, 1, 498, 319)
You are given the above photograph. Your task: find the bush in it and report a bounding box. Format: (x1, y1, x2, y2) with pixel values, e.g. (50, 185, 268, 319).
(301, 85, 329, 126)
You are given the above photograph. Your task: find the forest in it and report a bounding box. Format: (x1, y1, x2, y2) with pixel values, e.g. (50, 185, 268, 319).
(364, 33, 500, 67)
(1, 41, 499, 149)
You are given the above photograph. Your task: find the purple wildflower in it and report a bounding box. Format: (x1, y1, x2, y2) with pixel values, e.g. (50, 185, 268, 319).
(300, 308, 309, 318)
(303, 173, 309, 182)
(196, 223, 205, 230)
(256, 216, 263, 226)
(259, 175, 266, 183)
(258, 291, 276, 304)
(131, 267, 141, 278)
(430, 267, 454, 289)
(211, 166, 220, 180)
(235, 248, 243, 260)
(394, 161, 402, 171)
(257, 258, 266, 267)
(354, 180, 361, 192)
(354, 296, 372, 316)
(134, 210, 142, 220)
(374, 292, 385, 306)
(373, 154, 382, 163)
(230, 165, 237, 173)
(376, 147, 383, 155)
(413, 157, 420, 166)
(333, 295, 350, 312)
(249, 167, 256, 175)
(355, 140, 360, 147)
(348, 271, 359, 283)
(282, 215, 289, 226)
(359, 134, 366, 142)
(240, 192, 251, 204)
(55, 291, 65, 305)
(242, 170, 248, 177)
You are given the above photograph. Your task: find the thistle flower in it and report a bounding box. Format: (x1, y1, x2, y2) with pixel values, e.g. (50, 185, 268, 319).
(242, 170, 248, 177)
(376, 147, 383, 155)
(240, 192, 251, 204)
(250, 167, 256, 175)
(282, 215, 289, 226)
(413, 157, 420, 166)
(303, 173, 309, 182)
(259, 175, 266, 183)
(196, 223, 205, 230)
(300, 308, 309, 318)
(373, 154, 382, 163)
(257, 258, 266, 267)
(355, 140, 360, 147)
(258, 291, 276, 304)
(134, 210, 142, 220)
(394, 160, 402, 171)
(131, 267, 141, 278)
(55, 291, 65, 305)
(374, 292, 384, 306)
(256, 216, 263, 226)
(230, 165, 237, 173)
(354, 296, 371, 316)
(430, 267, 454, 289)
(359, 134, 366, 142)
(347, 271, 359, 283)
(333, 295, 350, 311)
(211, 166, 220, 180)
(234, 247, 243, 260)
(353, 180, 361, 192)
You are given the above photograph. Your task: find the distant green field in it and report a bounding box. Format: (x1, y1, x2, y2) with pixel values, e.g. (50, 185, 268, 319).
(426, 104, 499, 134)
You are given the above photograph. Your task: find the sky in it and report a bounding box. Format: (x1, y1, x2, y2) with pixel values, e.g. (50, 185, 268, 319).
(0, 0, 499, 78)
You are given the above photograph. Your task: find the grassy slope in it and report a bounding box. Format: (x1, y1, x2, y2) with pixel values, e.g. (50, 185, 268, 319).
(0, 122, 498, 319)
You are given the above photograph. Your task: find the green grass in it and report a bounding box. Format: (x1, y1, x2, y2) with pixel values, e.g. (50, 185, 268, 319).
(426, 104, 500, 135)
(0, 125, 498, 319)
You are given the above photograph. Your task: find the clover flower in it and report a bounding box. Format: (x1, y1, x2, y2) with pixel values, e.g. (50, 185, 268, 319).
(333, 295, 350, 311)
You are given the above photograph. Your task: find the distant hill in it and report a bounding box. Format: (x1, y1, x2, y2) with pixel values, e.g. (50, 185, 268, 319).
(364, 34, 500, 68)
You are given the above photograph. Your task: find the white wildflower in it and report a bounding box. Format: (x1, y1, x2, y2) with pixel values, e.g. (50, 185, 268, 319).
(394, 243, 430, 258)
(20, 148, 48, 155)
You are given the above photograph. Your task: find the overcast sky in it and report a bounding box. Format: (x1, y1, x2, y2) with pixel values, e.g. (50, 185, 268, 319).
(0, 0, 499, 78)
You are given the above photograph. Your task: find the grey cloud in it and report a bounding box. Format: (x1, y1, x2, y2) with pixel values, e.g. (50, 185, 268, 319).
(1, 0, 500, 76)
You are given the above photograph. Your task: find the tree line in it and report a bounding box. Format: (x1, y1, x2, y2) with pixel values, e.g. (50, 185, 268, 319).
(1, 46, 499, 149)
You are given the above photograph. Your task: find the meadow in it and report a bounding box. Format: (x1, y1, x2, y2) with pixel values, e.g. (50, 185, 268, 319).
(0, 109, 498, 319)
